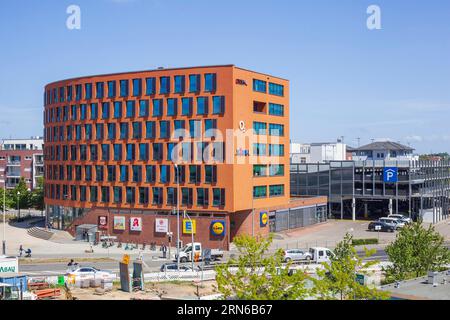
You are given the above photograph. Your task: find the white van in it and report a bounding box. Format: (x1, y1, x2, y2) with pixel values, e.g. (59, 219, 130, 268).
(308, 247, 334, 263)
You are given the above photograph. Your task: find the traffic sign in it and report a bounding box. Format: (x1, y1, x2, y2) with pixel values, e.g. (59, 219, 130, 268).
(383, 167, 398, 183)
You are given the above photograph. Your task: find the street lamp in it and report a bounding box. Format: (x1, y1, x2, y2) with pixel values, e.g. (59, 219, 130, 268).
(17, 191, 21, 220)
(1, 173, 6, 255)
(183, 210, 195, 272)
(174, 164, 181, 271)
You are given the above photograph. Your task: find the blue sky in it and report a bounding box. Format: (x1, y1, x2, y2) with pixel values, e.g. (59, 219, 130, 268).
(0, 0, 449, 153)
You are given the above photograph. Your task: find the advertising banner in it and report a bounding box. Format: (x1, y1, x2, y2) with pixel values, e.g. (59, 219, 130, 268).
(260, 211, 269, 227)
(210, 220, 226, 236)
(155, 218, 169, 233)
(98, 215, 108, 230)
(130, 217, 143, 232)
(113, 216, 126, 230)
(182, 219, 196, 234)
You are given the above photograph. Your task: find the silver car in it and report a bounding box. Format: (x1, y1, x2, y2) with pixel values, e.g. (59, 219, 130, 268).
(379, 217, 404, 230)
(283, 249, 312, 262)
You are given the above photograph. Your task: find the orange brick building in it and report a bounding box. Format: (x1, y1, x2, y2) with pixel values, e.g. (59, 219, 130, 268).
(43, 65, 327, 249)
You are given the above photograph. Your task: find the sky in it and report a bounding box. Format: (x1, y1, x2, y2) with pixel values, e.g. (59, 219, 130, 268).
(0, 0, 449, 154)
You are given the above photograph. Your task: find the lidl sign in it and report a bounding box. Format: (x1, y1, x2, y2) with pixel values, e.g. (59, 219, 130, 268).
(260, 211, 269, 227)
(210, 220, 226, 236)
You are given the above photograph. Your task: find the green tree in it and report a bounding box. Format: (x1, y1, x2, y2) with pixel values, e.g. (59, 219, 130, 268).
(384, 221, 450, 283)
(312, 233, 389, 300)
(30, 177, 44, 210)
(8, 177, 32, 212)
(215, 234, 311, 300)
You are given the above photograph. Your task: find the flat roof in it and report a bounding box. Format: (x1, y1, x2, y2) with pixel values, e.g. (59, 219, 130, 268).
(46, 64, 288, 87)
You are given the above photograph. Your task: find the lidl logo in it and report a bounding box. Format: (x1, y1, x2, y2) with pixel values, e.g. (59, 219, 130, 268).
(260, 212, 269, 227)
(211, 220, 225, 236)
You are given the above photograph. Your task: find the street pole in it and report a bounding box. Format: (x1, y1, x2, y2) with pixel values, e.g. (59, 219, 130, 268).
(175, 164, 180, 271)
(2, 175, 6, 255)
(252, 175, 254, 237)
(17, 191, 20, 221)
(184, 211, 195, 272)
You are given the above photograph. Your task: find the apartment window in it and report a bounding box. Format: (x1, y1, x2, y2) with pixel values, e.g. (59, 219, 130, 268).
(167, 143, 176, 161)
(153, 143, 163, 161)
(79, 186, 87, 202)
(253, 143, 266, 156)
(139, 143, 148, 161)
(120, 80, 129, 97)
(160, 76, 170, 94)
(90, 145, 98, 161)
(132, 79, 142, 97)
(181, 97, 193, 116)
(63, 105, 69, 121)
(269, 124, 284, 136)
(85, 165, 92, 181)
(139, 100, 149, 117)
(269, 144, 285, 156)
(269, 164, 284, 176)
(111, 102, 121, 119)
(253, 122, 266, 135)
(269, 103, 284, 116)
(253, 101, 266, 113)
(90, 103, 98, 120)
(132, 165, 142, 182)
(204, 73, 217, 92)
(71, 105, 77, 121)
(71, 185, 77, 201)
(174, 75, 185, 93)
(102, 102, 110, 119)
(167, 98, 177, 116)
(80, 104, 87, 120)
(253, 79, 267, 93)
(139, 187, 149, 205)
(174, 120, 185, 138)
(146, 121, 156, 139)
(79, 145, 87, 161)
(66, 165, 73, 181)
(59, 87, 65, 102)
(213, 188, 225, 207)
(125, 187, 135, 204)
(253, 165, 268, 177)
(212, 96, 225, 114)
(120, 165, 128, 182)
(66, 126, 72, 141)
(182, 188, 193, 206)
(197, 188, 209, 207)
(174, 165, 186, 183)
(145, 77, 156, 95)
(90, 186, 98, 202)
(132, 122, 142, 139)
(159, 121, 170, 139)
(189, 74, 200, 93)
(126, 144, 135, 161)
(75, 84, 82, 101)
(146, 165, 156, 183)
(75, 125, 82, 141)
(126, 101, 135, 118)
(107, 123, 116, 140)
(160, 165, 170, 184)
(253, 186, 267, 198)
(85, 124, 92, 140)
(120, 123, 129, 139)
(270, 184, 284, 197)
(152, 187, 163, 205)
(113, 186, 122, 203)
(67, 86, 73, 101)
(96, 165, 104, 182)
(268, 82, 284, 96)
(203, 119, 217, 138)
(101, 144, 110, 161)
(108, 81, 116, 98)
(153, 99, 163, 117)
(85, 83, 92, 100)
(75, 165, 82, 180)
(101, 186, 110, 203)
(166, 188, 177, 206)
(113, 144, 122, 161)
(205, 165, 217, 184)
(107, 165, 116, 182)
(189, 165, 201, 184)
(96, 82, 104, 99)
(189, 120, 201, 139)
(197, 97, 208, 115)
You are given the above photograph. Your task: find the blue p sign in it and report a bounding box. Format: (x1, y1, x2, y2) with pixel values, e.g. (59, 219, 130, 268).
(383, 167, 398, 183)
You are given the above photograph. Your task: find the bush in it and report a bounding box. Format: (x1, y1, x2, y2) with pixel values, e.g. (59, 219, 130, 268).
(351, 238, 378, 246)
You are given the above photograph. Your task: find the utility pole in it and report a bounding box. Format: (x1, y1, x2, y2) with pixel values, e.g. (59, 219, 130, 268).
(175, 164, 180, 271)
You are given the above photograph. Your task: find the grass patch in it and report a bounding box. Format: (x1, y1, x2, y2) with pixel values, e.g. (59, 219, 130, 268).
(351, 238, 379, 246)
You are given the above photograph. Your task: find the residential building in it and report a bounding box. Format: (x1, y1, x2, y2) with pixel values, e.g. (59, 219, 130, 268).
(290, 142, 347, 163)
(351, 140, 419, 161)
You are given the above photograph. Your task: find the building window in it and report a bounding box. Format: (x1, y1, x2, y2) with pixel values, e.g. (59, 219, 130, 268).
(126, 101, 135, 118)
(107, 123, 116, 140)
(90, 103, 98, 120)
(101, 144, 110, 161)
(160, 76, 170, 94)
(253, 186, 267, 198)
(96, 165, 104, 182)
(85, 83, 92, 100)
(212, 96, 225, 114)
(196, 142, 208, 162)
(120, 80, 129, 97)
(139, 100, 149, 117)
(269, 184, 284, 197)
(132, 165, 142, 182)
(85, 124, 92, 140)
(146, 165, 156, 183)
(90, 145, 98, 161)
(152, 187, 163, 205)
(126, 144, 135, 160)
(132, 122, 142, 139)
(153, 99, 163, 117)
(67, 86, 73, 101)
(120, 123, 129, 139)
(268, 82, 284, 96)
(174, 165, 186, 183)
(197, 97, 209, 115)
(204, 119, 217, 138)
(153, 143, 163, 161)
(96, 82, 104, 99)
(204, 165, 217, 184)
(159, 121, 170, 139)
(160, 165, 170, 184)
(85, 165, 92, 181)
(269, 164, 284, 176)
(204, 73, 217, 92)
(139, 187, 149, 205)
(167, 143, 176, 161)
(182, 143, 192, 162)
(253, 122, 267, 135)
(213, 188, 225, 207)
(253, 143, 266, 156)
(146, 121, 156, 139)
(101, 186, 110, 203)
(108, 81, 116, 98)
(189, 165, 201, 184)
(181, 98, 193, 116)
(132, 79, 142, 97)
(139, 143, 148, 161)
(174, 120, 185, 138)
(102, 102, 110, 119)
(166, 188, 177, 206)
(167, 98, 177, 116)
(253, 165, 268, 177)
(90, 186, 98, 202)
(269, 124, 284, 136)
(189, 74, 200, 93)
(269, 144, 285, 156)
(80, 104, 87, 120)
(126, 187, 135, 204)
(174, 75, 185, 93)
(114, 144, 122, 161)
(120, 165, 128, 182)
(113, 186, 122, 203)
(75, 84, 82, 101)
(269, 103, 284, 116)
(182, 188, 193, 206)
(107, 165, 116, 182)
(114, 101, 122, 118)
(96, 124, 104, 140)
(197, 188, 209, 206)
(253, 79, 267, 93)
(146, 77, 156, 95)
(189, 120, 201, 139)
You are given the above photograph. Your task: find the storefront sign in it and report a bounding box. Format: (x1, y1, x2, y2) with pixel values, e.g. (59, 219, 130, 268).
(98, 216, 108, 230)
(182, 219, 196, 234)
(113, 216, 126, 231)
(155, 218, 169, 233)
(0, 257, 19, 274)
(210, 220, 225, 236)
(130, 217, 143, 232)
(260, 211, 269, 227)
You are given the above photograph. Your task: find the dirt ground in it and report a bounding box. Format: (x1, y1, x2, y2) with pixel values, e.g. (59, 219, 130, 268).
(55, 280, 219, 300)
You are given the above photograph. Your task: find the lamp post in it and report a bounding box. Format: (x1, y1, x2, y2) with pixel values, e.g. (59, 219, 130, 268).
(2, 173, 6, 255)
(17, 191, 21, 220)
(174, 164, 180, 271)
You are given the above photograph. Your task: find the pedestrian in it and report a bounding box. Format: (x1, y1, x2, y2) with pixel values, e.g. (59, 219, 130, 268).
(19, 245, 24, 257)
(162, 243, 167, 259)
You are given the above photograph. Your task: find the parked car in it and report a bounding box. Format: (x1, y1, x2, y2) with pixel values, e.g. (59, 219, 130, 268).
(283, 249, 312, 262)
(308, 247, 335, 263)
(379, 217, 405, 229)
(388, 214, 412, 224)
(66, 267, 113, 279)
(368, 221, 395, 232)
(160, 263, 193, 273)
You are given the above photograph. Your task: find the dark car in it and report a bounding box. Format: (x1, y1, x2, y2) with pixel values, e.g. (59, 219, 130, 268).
(368, 221, 395, 232)
(160, 263, 193, 273)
